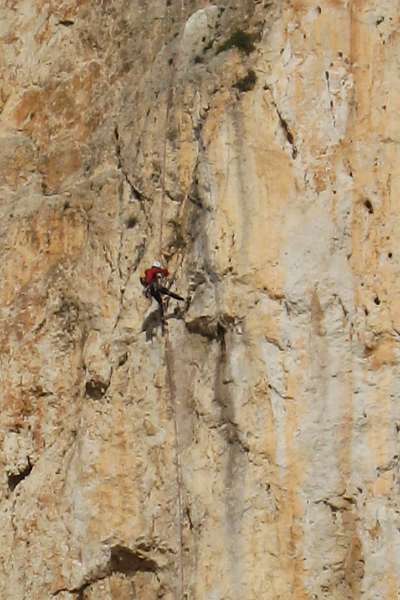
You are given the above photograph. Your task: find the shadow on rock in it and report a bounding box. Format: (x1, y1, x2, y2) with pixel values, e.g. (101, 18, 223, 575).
(141, 309, 163, 341)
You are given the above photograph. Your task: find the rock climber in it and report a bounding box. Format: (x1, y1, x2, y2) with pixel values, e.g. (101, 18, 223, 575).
(140, 261, 185, 320)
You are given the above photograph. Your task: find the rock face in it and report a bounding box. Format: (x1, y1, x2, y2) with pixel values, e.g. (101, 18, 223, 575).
(1, 0, 400, 598)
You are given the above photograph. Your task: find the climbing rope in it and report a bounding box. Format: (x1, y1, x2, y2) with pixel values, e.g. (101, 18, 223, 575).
(159, 83, 173, 256)
(159, 4, 186, 598)
(164, 332, 185, 599)
(159, 0, 183, 257)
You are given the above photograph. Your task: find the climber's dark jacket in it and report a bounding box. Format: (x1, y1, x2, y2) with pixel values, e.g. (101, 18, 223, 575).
(140, 267, 184, 318)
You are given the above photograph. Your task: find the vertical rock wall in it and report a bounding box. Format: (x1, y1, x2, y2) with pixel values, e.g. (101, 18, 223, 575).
(1, 1, 400, 598)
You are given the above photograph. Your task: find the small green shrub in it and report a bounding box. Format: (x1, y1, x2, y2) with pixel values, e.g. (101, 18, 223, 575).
(233, 69, 257, 92)
(217, 30, 257, 55)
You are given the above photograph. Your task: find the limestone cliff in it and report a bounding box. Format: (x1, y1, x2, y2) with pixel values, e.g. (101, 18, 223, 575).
(1, 1, 400, 598)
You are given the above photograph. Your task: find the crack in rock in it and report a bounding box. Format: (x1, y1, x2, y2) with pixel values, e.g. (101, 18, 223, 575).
(264, 85, 298, 159)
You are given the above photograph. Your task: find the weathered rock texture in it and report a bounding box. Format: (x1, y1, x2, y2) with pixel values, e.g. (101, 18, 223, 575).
(1, 0, 400, 598)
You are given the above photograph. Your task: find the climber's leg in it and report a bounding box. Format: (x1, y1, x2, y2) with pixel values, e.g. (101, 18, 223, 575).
(158, 286, 185, 302)
(150, 284, 165, 320)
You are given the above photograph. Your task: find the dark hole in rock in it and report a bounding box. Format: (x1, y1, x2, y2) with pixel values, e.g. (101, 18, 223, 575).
(388, 252, 393, 258)
(8, 458, 33, 492)
(364, 308, 369, 316)
(110, 545, 157, 575)
(126, 216, 137, 229)
(317, 6, 322, 13)
(59, 19, 74, 26)
(374, 296, 381, 306)
(364, 199, 374, 214)
(85, 380, 108, 400)
(118, 353, 128, 367)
